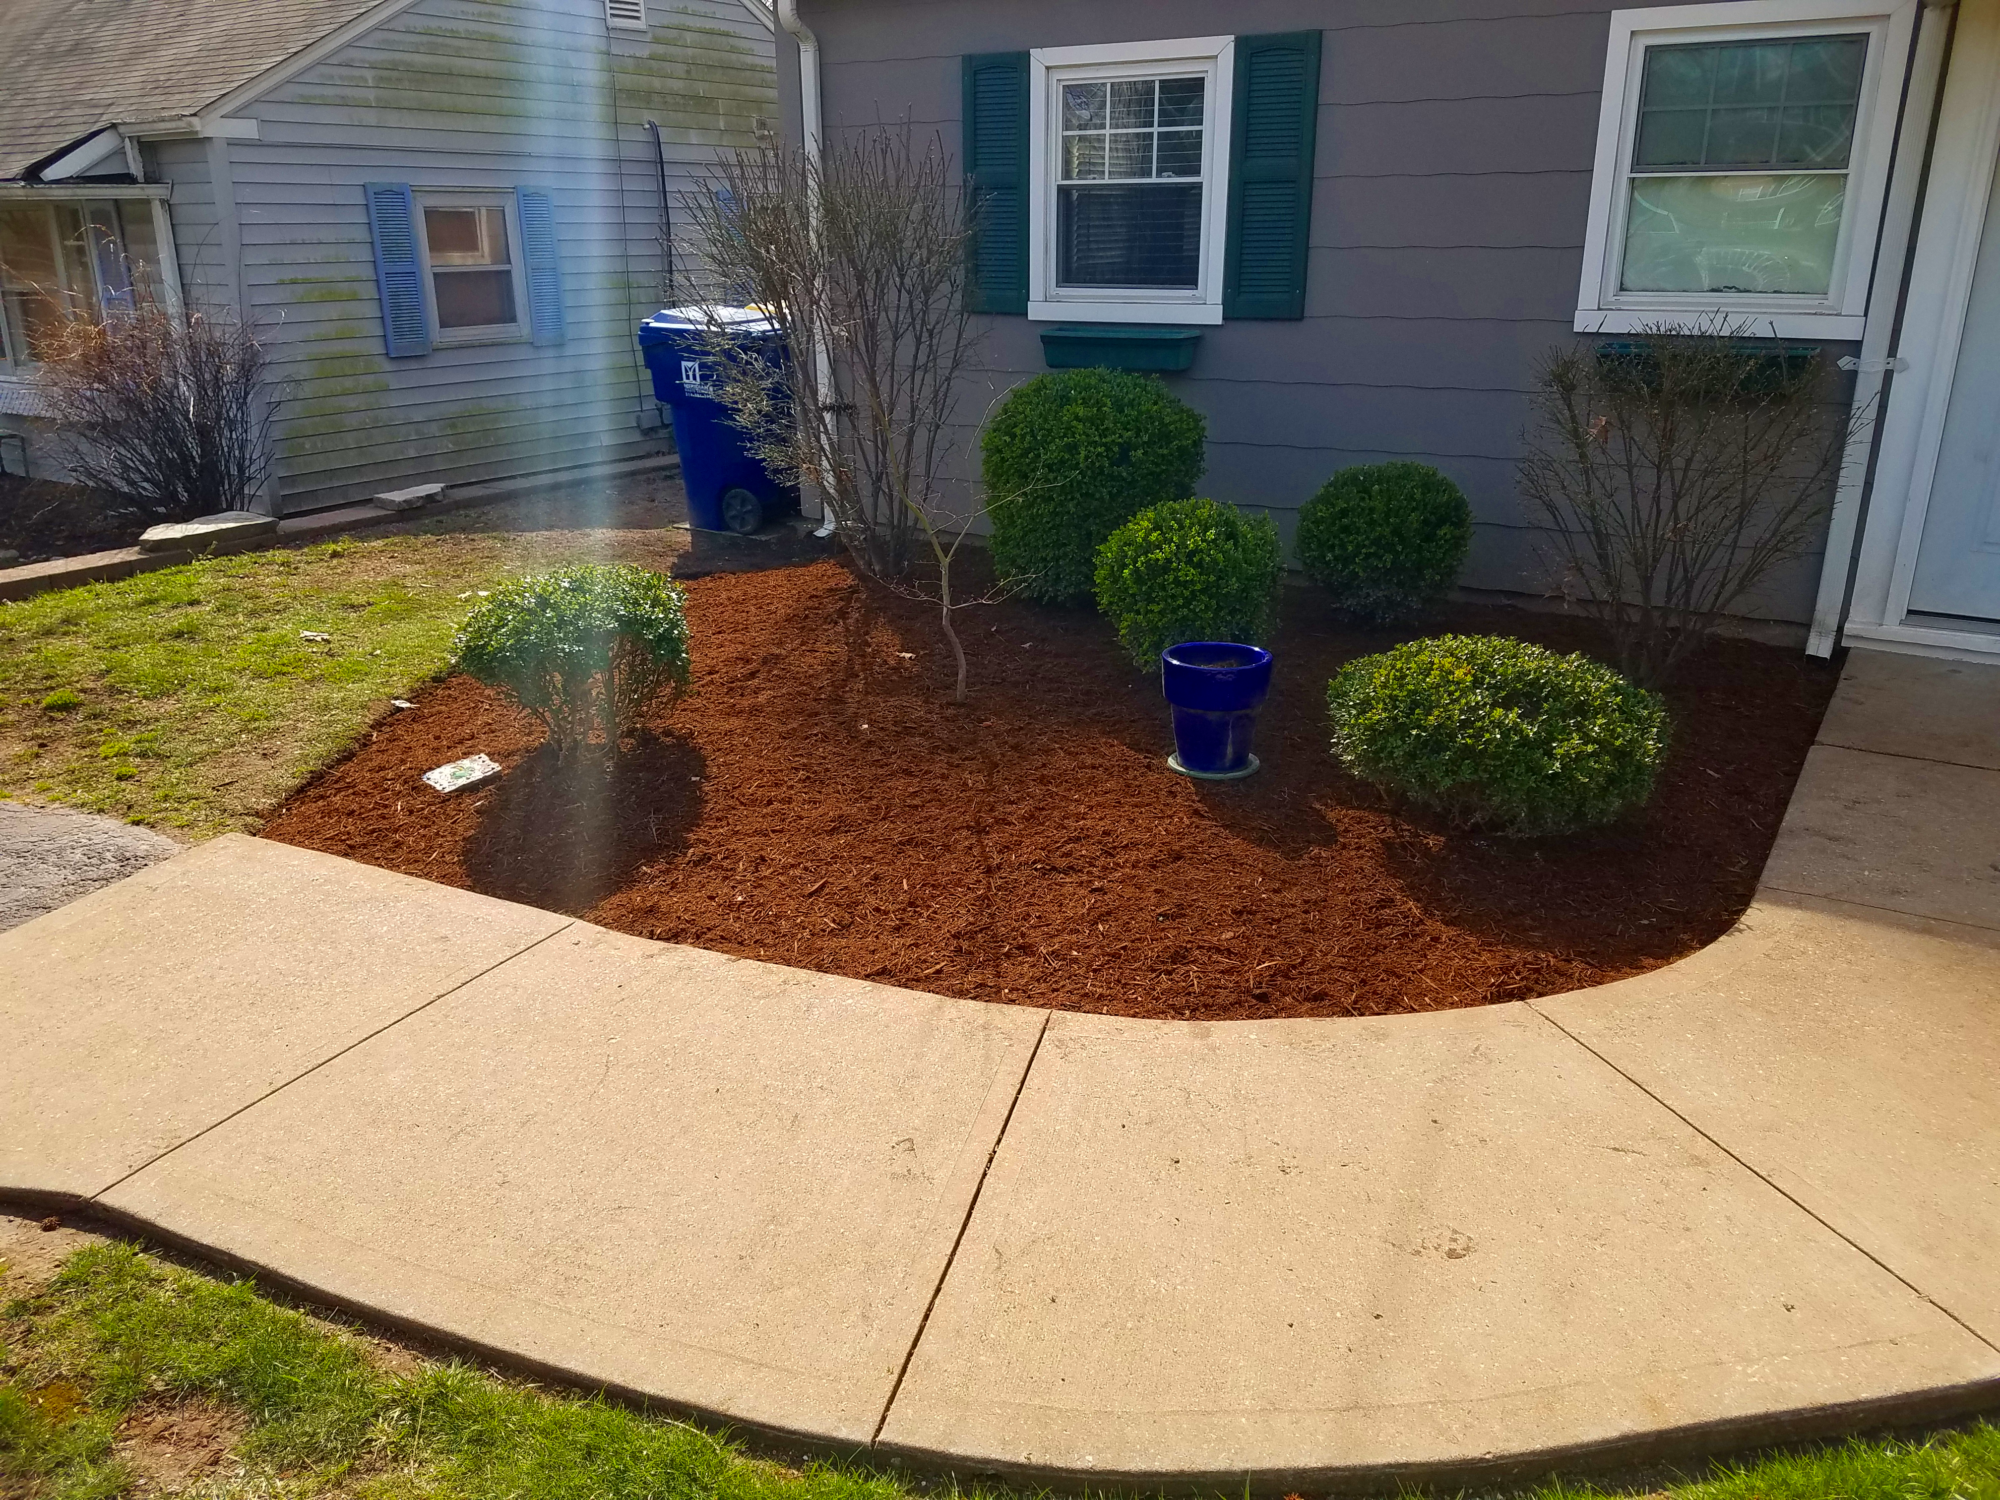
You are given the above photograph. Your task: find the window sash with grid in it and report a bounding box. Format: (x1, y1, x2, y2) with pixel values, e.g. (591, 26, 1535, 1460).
(1055, 72, 1207, 291)
(1617, 32, 1869, 298)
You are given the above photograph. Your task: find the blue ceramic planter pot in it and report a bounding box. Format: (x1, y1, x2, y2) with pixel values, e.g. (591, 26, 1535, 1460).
(1160, 641, 1272, 780)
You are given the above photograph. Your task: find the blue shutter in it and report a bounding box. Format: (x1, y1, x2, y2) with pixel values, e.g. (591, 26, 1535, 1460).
(364, 182, 430, 358)
(516, 187, 567, 346)
(1223, 33, 1322, 320)
(963, 52, 1029, 316)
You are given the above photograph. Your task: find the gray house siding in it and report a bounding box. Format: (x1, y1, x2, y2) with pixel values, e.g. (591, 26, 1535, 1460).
(219, 0, 774, 513)
(796, 0, 1854, 620)
(151, 140, 237, 312)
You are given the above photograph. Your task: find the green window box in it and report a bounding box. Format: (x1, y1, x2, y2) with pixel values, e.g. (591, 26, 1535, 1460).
(1038, 324, 1203, 372)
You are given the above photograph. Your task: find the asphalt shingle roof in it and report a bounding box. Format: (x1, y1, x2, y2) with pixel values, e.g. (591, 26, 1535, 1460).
(0, 0, 393, 179)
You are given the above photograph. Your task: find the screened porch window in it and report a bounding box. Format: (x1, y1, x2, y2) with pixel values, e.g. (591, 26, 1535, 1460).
(1621, 34, 1868, 296)
(1056, 75, 1206, 289)
(0, 201, 159, 368)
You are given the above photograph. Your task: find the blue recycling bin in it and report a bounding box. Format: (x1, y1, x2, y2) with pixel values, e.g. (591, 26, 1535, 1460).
(637, 305, 798, 534)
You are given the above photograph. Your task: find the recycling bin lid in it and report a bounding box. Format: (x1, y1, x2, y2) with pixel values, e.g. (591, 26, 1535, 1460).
(640, 304, 781, 337)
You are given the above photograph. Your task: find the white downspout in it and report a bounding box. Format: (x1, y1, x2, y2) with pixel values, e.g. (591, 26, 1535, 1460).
(775, 0, 821, 166)
(1807, 0, 1955, 656)
(776, 0, 839, 535)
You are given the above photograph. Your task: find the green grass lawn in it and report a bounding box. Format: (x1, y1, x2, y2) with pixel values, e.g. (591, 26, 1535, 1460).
(2, 1239, 1995, 1500)
(0, 501, 683, 836)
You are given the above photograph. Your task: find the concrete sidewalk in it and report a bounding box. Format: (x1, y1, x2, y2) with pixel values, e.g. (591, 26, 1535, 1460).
(2, 647, 1997, 1491)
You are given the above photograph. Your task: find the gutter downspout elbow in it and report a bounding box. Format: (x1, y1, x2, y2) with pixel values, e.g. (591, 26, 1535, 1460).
(775, 0, 822, 168)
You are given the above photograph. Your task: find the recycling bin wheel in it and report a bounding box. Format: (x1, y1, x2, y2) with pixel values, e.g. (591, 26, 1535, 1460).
(721, 486, 765, 535)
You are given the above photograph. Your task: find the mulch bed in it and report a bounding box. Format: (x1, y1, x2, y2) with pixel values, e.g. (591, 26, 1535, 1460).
(0, 476, 146, 562)
(261, 559, 1836, 1021)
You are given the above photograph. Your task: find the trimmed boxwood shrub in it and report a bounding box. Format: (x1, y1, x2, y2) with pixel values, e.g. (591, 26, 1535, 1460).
(1295, 461, 1472, 622)
(1094, 498, 1283, 667)
(456, 564, 692, 750)
(1325, 634, 1669, 836)
(982, 369, 1206, 603)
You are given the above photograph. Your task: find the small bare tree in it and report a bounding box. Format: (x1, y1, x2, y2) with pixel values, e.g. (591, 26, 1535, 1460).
(37, 302, 274, 523)
(1519, 321, 1859, 687)
(680, 129, 1001, 701)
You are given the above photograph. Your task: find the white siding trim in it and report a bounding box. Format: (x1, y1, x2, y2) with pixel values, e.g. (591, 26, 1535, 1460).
(1844, 0, 2000, 646)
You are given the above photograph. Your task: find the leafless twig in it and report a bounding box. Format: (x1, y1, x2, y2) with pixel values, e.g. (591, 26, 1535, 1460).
(1518, 319, 1860, 687)
(36, 299, 275, 523)
(681, 130, 1004, 701)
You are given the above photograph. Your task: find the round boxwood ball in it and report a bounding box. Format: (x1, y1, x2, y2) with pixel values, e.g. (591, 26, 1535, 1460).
(1326, 634, 1669, 837)
(981, 368, 1206, 604)
(1093, 498, 1283, 668)
(1295, 461, 1472, 622)
(455, 563, 691, 749)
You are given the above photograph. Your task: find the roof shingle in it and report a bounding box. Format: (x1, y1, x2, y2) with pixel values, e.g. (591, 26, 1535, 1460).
(0, 0, 393, 179)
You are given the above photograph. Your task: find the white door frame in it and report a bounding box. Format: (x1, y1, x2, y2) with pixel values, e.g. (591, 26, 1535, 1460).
(1844, 0, 2000, 660)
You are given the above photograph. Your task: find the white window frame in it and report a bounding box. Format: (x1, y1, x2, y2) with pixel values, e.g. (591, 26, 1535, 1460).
(412, 189, 531, 347)
(604, 0, 648, 30)
(1575, 0, 1917, 340)
(1028, 35, 1235, 325)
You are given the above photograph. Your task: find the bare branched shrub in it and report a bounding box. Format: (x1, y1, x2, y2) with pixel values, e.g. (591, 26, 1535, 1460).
(681, 131, 1002, 701)
(36, 302, 274, 523)
(1519, 322, 1858, 687)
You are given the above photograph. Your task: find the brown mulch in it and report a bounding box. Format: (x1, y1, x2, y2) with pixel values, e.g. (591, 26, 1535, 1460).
(261, 559, 1837, 1021)
(0, 475, 144, 562)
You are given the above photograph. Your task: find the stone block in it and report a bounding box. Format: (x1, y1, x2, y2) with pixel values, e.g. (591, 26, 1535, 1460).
(137, 511, 278, 553)
(372, 484, 444, 512)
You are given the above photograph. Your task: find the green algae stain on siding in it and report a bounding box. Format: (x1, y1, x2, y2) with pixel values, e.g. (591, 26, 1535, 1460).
(247, 0, 771, 509)
(289, 284, 370, 304)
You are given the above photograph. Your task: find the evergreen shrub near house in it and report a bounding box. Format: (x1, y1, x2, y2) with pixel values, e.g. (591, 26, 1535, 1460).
(455, 564, 691, 752)
(982, 369, 1206, 603)
(1295, 461, 1472, 622)
(1094, 498, 1284, 668)
(1325, 634, 1668, 837)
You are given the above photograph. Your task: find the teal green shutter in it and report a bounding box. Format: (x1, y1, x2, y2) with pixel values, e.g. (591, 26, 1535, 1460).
(515, 187, 567, 346)
(364, 182, 430, 358)
(963, 52, 1029, 315)
(1223, 32, 1321, 320)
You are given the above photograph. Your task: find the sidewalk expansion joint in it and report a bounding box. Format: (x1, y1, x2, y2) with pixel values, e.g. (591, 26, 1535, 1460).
(1757, 883, 2000, 938)
(871, 1008, 1052, 1446)
(1812, 740, 2000, 775)
(1525, 1001, 2000, 1357)
(88, 920, 579, 1203)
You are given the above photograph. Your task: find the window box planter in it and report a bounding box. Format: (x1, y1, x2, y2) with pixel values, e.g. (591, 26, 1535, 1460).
(1039, 325, 1202, 373)
(1593, 339, 1823, 395)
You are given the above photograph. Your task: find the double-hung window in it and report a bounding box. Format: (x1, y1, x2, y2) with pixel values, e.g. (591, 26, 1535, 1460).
(1576, 0, 1916, 338)
(1029, 38, 1235, 324)
(416, 194, 528, 344)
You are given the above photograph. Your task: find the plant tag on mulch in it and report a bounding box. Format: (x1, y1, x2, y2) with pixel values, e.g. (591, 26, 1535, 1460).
(422, 754, 502, 795)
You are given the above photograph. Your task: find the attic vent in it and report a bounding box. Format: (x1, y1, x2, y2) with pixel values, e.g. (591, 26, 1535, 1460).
(605, 0, 647, 28)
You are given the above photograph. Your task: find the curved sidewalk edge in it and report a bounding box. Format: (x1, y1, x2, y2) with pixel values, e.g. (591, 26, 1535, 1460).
(1, 646, 1996, 1493)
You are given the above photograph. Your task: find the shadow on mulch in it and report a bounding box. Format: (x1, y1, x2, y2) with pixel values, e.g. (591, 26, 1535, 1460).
(464, 730, 705, 912)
